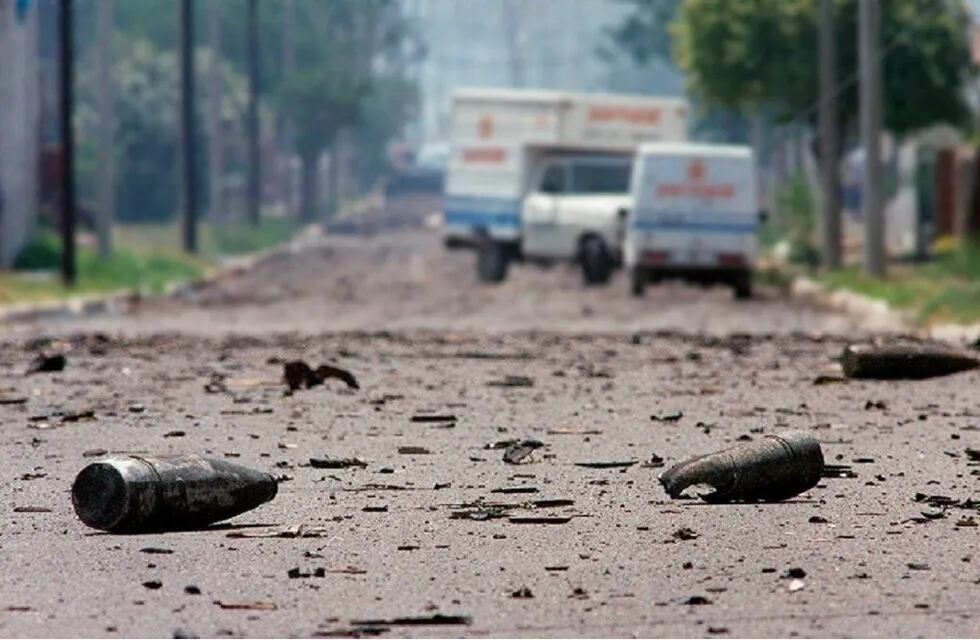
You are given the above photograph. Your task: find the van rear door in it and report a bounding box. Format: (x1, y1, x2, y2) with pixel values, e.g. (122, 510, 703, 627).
(629, 149, 756, 269)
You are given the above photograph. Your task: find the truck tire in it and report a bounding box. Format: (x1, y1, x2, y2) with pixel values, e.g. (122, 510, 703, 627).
(630, 268, 646, 297)
(733, 271, 752, 300)
(581, 237, 612, 286)
(477, 240, 509, 284)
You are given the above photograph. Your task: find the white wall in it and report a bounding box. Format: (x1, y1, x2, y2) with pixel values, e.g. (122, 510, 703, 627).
(0, 0, 41, 268)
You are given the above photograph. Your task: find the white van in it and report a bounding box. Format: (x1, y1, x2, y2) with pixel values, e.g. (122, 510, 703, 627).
(625, 143, 758, 299)
(442, 88, 687, 284)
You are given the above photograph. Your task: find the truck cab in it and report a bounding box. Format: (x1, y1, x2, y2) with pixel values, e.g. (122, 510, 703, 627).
(521, 154, 632, 284)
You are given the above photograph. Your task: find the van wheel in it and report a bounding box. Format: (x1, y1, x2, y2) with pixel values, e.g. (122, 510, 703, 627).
(477, 240, 509, 284)
(733, 271, 752, 300)
(581, 237, 612, 286)
(630, 268, 646, 297)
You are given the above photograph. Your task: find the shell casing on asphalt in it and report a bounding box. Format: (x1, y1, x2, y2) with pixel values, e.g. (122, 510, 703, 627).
(71, 454, 278, 533)
(841, 343, 979, 380)
(659, 431, 824, 503)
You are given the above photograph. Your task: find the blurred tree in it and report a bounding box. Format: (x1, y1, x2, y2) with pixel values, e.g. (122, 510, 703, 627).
(606, 0, 747, 142)
(76, 37, 247, 222)
(351, 75, 419, 190)
(107, 0, 418, 222)
(279, 62, 368, 223)
(672, 0, 974, 138)
(607, 0, 680, 65)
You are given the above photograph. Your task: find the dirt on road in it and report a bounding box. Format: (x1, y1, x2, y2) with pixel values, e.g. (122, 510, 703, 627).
(0, 231, 977, 638)
(5, 231, 871, 338)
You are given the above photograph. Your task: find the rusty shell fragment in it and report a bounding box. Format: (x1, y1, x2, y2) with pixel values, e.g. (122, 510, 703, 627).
(659, 431, 824, 503)
(71, 454, 278, 533)
(841, 344, 979, 380)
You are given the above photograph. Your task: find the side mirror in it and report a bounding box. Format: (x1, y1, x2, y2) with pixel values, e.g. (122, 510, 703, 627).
(617, 207, 629, 219)
(758, 209, 769, 224)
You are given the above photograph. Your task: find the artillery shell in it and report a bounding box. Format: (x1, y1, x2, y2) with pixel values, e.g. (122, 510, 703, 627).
(71, 454, 278, 533)
(841, 344, 979, 380)
(659, 431, 824, 503)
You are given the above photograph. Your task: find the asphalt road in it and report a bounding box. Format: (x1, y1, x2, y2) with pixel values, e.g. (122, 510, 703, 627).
(1, 230, 978, 638)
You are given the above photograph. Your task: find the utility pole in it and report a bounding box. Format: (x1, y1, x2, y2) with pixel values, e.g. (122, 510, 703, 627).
(819, 0, 841, 269)
(179, 0, 198, 253)
(58, 0, 76, 286)
(246, 0, 260, 227)
(859, 0, 885, 276)
(207, 0, 223, 224)
(95, 0, 114, 261)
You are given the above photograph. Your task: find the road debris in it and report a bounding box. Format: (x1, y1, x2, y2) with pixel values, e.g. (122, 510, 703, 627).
(641, 454, 666, 468)
(841, 343, 979, 380)
(508, 516, 572, 524)
(226, 524, 333, 538)
(71, 454, 278, 532)
(309, 457, 368, 469)
(672, 527, 698, 540)
(574, 460, 637, 469)
(487, 375, 534, 388)
(547, 427, 603, 435)
(213, 600, 277, 611)
(659, 431, 824, 502)
(410, 414, 457, 424)
(26, 352, 66, 375)
(397, 446, 430, 455)
(350, 614, 471, 627)
(502, 439, 545, 464)
(283, 360, 360, 391)
(651, 411, 683, 422)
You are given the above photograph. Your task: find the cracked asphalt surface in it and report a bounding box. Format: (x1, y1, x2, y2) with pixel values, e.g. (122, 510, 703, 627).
(1, 230, 978, 638)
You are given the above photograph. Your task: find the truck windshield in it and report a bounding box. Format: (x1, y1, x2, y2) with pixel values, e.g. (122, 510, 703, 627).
(570, 162, 631, 194)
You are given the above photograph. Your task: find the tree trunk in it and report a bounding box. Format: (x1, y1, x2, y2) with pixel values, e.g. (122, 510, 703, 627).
(327, 141, 340, 219)
(299, 151, 319, 224)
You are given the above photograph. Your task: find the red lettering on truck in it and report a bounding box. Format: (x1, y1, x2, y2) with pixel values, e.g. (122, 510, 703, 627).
(461, 147, 506, 164)
(588, 106, 661, 125)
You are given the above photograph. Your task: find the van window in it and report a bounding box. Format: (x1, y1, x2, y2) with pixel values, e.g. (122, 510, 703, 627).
(539, 164, 567, 194)
(571, 162, 631, 194)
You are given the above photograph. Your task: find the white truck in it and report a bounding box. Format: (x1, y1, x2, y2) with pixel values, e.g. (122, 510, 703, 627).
(442, 88, 687, 284)
(625, 142, 759, 299)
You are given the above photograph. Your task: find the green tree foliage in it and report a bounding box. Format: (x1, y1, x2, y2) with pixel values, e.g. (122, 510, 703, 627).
(104, 0, 418, 223)
(672, 0, 974, 137)
(279, 60, 368, 222)
(75, 37, 248, 222)
(607, 0, 680, 65)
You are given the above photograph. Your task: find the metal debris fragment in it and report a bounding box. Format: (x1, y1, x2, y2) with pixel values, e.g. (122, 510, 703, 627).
(284, 360, 359, 391)
(659, 431, 824, 503)
(310, 457, 368, 469)
(841, 343, 979, 380)
(71, 454, 278, 532)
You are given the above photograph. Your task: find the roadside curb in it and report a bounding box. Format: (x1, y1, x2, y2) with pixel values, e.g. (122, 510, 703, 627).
(790, 275, 980, 344)
(0, 226, 325, 326)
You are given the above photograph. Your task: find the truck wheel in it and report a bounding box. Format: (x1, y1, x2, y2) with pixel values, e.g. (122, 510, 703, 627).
(477, 241, 509, 284)
(581, 237, 612, 286)
(630, 268, 646, 297)
(733, 271, 752, 300)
